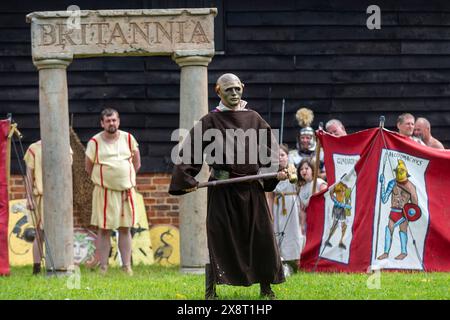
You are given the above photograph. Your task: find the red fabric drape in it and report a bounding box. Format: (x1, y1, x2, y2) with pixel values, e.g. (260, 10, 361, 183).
(0, 120, 10, 275)
(301, 128, 450, 272)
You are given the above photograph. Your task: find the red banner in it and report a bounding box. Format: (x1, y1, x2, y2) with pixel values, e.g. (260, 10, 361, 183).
(301, 128, 450, 272)
(0, 120, 10, 275)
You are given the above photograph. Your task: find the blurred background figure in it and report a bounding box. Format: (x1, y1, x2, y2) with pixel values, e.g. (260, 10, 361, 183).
(414, 117, 445, 149)
(297, 158, 327, 251)
(24, 140, 44, 275)
(397, 113, 425, 145)
(267, 144, 303, 276)
(325, 119, 347, 137)
(289, 108, 326, 179)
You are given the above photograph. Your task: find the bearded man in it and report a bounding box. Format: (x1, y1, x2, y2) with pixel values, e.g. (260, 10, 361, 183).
(85, 108, 141, 275)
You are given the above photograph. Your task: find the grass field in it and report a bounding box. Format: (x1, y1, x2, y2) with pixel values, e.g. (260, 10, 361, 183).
(0, 265, 449, 300)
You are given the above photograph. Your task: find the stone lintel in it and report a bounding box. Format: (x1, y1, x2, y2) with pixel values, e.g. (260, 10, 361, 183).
(27, 8, 216, 58)
(26, 8, 217, 22)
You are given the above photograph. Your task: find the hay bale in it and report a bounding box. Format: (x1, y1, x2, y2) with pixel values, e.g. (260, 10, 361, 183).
(70, 127, 94, 228)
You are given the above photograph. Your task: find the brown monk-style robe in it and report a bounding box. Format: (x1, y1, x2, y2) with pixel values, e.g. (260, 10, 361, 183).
(169, 108, 285, 286)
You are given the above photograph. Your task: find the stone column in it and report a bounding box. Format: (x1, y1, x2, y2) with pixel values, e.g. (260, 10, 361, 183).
(173, 54, 212, 273)
(33, 56, 74, 275)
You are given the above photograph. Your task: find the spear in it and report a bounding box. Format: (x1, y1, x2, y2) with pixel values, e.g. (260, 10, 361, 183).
(280, 98, 285, 145)
(374, 115, 386, 260)
(312, 122, 323, 193)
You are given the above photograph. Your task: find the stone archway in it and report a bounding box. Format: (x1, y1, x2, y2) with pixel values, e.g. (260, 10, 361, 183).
(26, 8, 216, 274)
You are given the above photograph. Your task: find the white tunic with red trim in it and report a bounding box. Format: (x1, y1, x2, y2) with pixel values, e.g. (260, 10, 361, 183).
(86, 130, 138, 229)
(24, 141, 44, 228)
(23, 141, 73, 228)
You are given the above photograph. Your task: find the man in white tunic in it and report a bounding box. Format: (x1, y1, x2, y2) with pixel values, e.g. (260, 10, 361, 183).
(24, 140, 73, 275)
(24, 140, 45, 275)
(85, 108, 141, 275)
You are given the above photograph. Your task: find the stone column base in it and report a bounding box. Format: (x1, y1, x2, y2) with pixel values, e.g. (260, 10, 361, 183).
(180, 267, 205, 275)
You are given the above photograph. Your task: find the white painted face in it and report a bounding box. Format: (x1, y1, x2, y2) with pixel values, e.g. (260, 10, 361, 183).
(216, 74, 243, 108)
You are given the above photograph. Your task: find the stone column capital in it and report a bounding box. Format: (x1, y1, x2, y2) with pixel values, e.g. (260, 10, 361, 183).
(33, 55, 73, 70)
(173, 54, 212, 68)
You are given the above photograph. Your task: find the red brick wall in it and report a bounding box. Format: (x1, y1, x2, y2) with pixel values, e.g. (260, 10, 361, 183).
(9, 173, 179, 228)
(9, 175, 26, 200)
(135, 173, 179, 227)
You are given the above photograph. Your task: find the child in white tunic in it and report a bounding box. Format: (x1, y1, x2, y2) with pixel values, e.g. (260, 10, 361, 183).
(268, 145, 302, 274)
(297, 158, 327, 238)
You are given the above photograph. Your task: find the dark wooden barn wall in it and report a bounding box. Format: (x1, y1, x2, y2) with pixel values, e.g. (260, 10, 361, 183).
(1, 0, 450, 173)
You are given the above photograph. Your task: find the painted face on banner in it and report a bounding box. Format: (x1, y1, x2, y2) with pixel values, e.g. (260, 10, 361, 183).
(73, 231, 96, 265)
(395, 160, 409, 182)
(74, 240, 89, 264)
(333, 182, 349, 202)
(101, 113, 120, 134)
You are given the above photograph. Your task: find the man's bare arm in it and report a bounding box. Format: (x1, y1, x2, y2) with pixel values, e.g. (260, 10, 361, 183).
(432, 138, 445, 150)
(25, 166, 35, 210)
(132, 148, 141, 173)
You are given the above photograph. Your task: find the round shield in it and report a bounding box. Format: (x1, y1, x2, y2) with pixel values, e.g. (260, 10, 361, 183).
(23, 228, 36, 243)
(403, 203, 422, 222)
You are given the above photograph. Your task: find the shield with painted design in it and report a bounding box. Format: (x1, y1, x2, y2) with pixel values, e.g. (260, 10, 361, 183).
(403, 203, 422, 222)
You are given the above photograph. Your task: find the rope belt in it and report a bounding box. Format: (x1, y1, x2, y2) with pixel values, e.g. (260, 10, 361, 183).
(120, 189, 135, 225)
(274, 192, 298, 215)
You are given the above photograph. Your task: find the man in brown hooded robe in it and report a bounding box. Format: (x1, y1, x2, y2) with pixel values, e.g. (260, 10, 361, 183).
(169, 73, 285, 299)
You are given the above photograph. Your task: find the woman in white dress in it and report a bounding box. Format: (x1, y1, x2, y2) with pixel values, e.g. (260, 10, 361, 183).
(298, 158, 328, 237)
(267, 145, 302, 274)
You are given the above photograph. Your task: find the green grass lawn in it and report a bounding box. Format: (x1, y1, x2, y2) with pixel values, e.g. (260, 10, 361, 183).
(0, 265, 449, 300)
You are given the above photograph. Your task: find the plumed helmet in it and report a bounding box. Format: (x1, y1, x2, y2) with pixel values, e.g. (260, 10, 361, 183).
(295, 107, 316, 151)
(394, 159, 410, 182)
(300, 126, 315, 137)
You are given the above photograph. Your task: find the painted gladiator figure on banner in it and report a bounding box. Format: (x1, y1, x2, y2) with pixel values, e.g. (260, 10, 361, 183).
(378, 159, 419, 261)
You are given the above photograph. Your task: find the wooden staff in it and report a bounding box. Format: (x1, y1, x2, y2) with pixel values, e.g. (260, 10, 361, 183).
(198, 164, 298, 188)
(7, 120, 22, 196)
(312, 136, 321, 193)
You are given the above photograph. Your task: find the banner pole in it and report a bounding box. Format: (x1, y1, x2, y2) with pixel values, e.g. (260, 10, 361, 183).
(374, 116, 386, 261)
(312, 133, 321, 193)
(280, 99, 285, 145)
